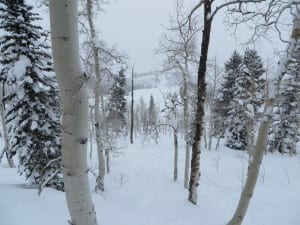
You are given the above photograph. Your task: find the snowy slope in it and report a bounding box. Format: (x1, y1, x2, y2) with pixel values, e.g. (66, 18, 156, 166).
(1, 137, 300, 225)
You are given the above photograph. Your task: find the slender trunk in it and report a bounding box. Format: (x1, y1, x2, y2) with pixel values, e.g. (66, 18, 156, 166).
(227, 13, 300, 225)
(188, 0, 212, 204)
(100, 94, 105, 120)
(157, 123, 179, 180)
(130, 67, 134, 144)
(215, 136, 221, 151)
(246, 72, 256, 154)
(89, 106, 94, 160)
(183, 71, 190, 189)
(246, 121, 255, 155)
(49, 2, 98, 225)
(86, 0, 106, 192)
(105, 149, 110, 174)
(0, 82, 15, 167)
(155, 126, 159, 144)
(174, 126, 179, 181)
(184, 142, 190, 187)
(208, 57, 218, 151)
(208, 106, 213, 150)
(203, 126, 208, 149)
(208, 114, 213, 150)
(227, 100, 273, 225)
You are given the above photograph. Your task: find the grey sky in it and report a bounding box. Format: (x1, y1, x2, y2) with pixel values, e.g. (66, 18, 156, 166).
(98, 0, 285, 73)
(98, 0, 173, 72)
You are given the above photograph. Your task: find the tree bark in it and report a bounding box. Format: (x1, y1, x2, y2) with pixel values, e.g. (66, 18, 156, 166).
(188, 0, 212, 204)
(49, 1, 98, 225)
(227, 12, 300, 225)
(86, 0, 106, 193)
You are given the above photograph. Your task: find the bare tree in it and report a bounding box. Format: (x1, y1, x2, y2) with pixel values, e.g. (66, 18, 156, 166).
(49, 1, 98, 225)
(156, 0, 200, 189)
(79, 0, 126, 192)
(160, 92, 182, 181)
(85, 0, 106, 192)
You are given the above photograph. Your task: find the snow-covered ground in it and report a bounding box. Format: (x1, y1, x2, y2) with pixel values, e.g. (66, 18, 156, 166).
(1, 136, 299, 225)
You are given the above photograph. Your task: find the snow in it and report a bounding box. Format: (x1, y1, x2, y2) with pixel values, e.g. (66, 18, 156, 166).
(1, 137, 299, 225)
(246, 103, 254, 117)
(30, 121, 38, 130)
(7, 55, 31, 80)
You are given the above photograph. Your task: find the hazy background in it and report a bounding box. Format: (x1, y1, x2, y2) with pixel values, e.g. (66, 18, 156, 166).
(97, 0, 285, 73)
(33, 0, 287, 74)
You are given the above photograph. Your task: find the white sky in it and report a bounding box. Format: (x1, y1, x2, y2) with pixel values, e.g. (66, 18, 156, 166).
(98, 0, 285, 73)
(97, 0, 174, 72)
(31, 0, 286, 74)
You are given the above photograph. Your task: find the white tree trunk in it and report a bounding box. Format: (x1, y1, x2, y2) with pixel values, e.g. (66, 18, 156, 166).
(86, 0, 106, 193)
(226, 104, 272, 225)
(227, 12, 300, 225)
(49, 1, 98, 225)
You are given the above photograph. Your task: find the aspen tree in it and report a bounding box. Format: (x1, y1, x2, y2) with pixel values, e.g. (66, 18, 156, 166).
(49, 1, 98, 224)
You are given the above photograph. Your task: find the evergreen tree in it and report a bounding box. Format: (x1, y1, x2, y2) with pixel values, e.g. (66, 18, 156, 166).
(107, 68, 127, 133)
(215, 50, 265, 150)
(148, 95, 157, 126)
(224, 69, 250, 150)
(0, 0, 63, 190)
(225, 49, 265, 150)
(241, 49, 265, 149)
(213, 51, 243, 137)
(243, 48, 266, 111)
(268, 40, 300, 154)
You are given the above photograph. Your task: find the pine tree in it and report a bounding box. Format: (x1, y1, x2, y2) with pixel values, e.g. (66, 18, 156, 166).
(225, 49, 265, 150)
(214, 51, 243, 137)
(241, 49, 265, 150)
(268, 40, 300, 154)
(0, 0, 63, 190)
(148, 95, 157, 127)
(224, 73, 250, 150)
(106, 68, 127, 133)
(243, 48, 265, 111)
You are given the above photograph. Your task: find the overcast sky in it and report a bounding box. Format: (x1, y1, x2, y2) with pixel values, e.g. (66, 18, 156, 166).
(97, 0, 285, 73)
(32, 0, 286, 74)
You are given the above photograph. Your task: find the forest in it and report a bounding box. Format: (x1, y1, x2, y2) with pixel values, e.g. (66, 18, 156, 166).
(0, 0, 299, 225)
